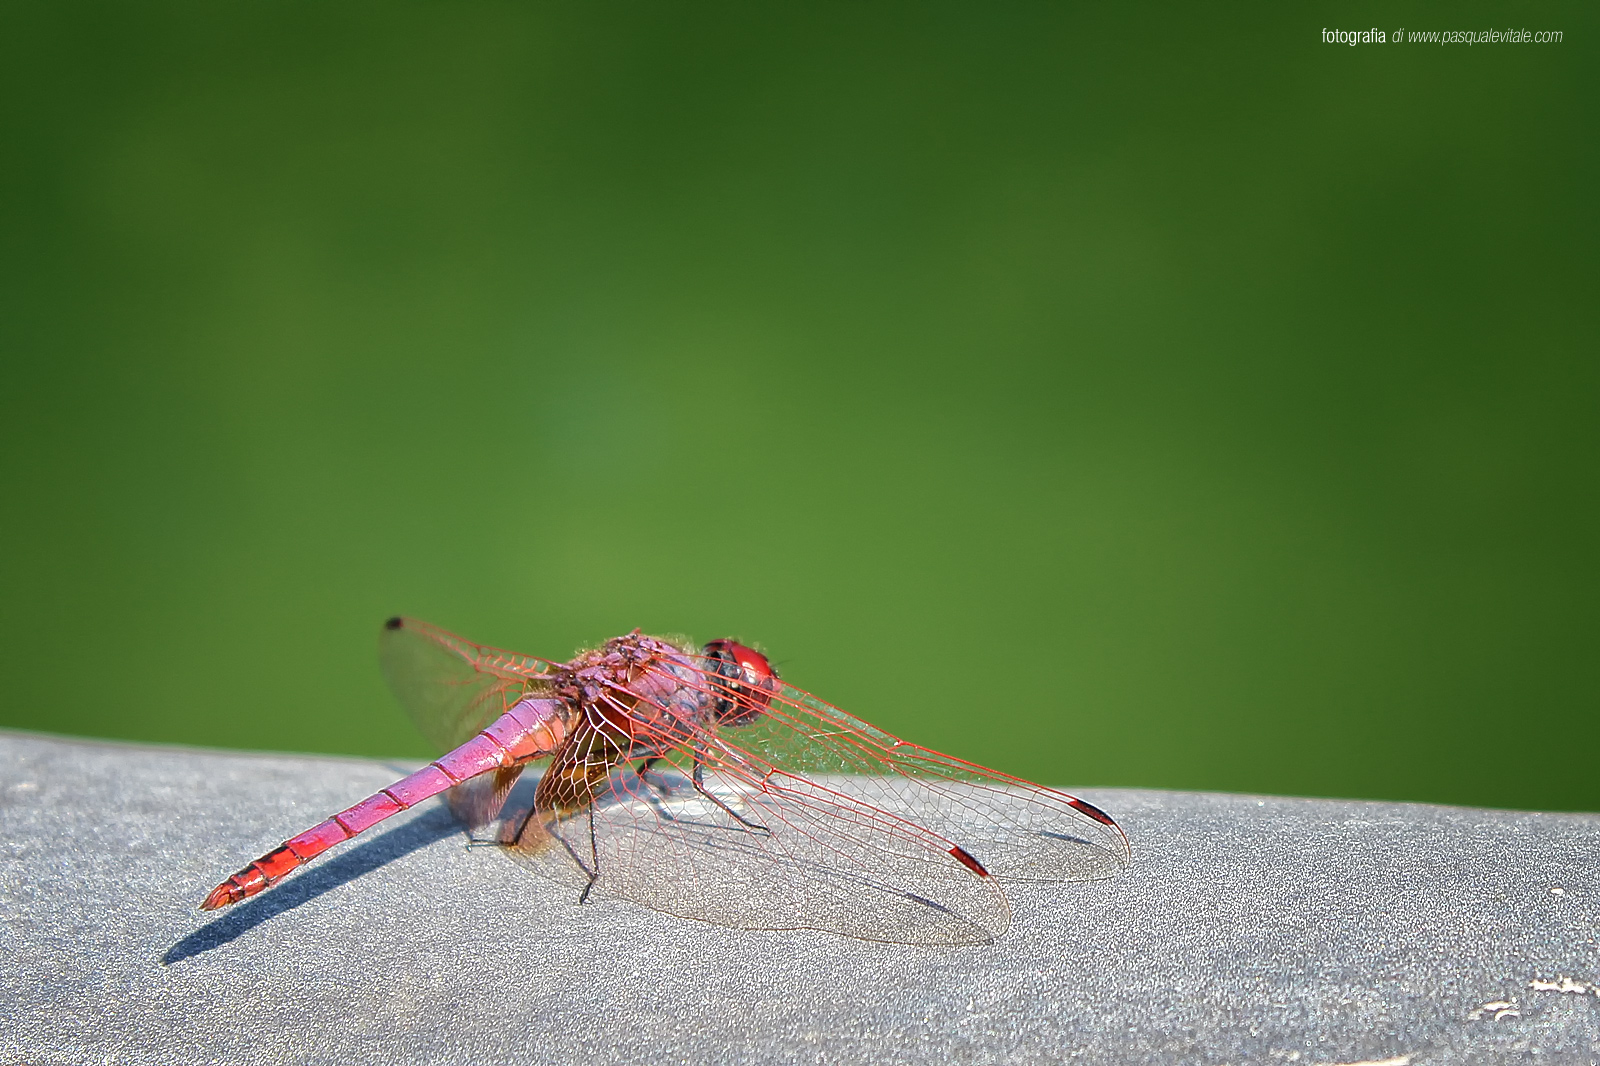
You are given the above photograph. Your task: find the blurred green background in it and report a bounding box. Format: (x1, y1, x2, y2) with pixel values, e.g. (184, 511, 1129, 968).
(2, 4, 1594, 810)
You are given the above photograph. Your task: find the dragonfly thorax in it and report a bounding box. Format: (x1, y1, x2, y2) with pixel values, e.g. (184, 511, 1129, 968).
(550, 633, 719, 735)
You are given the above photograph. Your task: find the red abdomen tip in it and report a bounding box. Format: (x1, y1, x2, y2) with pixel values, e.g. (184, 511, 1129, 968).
(200, 883, 237, 911)
(200, 843, 304, 910)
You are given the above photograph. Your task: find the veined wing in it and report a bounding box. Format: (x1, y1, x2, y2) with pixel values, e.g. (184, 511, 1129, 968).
(378, 616, 556, 752)
(734, 682, 1130, 883)
(498, 658, 1125, 945)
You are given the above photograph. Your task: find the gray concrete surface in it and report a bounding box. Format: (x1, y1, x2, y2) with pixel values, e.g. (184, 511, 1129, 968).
(1, 730, 1597, 1065)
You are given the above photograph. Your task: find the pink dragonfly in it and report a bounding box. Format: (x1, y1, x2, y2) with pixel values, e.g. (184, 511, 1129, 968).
(202, 618, 1128, 945)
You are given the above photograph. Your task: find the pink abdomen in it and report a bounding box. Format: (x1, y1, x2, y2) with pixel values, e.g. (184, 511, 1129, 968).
(200, 696, 570, 910)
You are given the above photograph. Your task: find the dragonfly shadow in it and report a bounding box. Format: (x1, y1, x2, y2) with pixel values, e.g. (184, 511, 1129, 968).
(162, 805, 462, 966)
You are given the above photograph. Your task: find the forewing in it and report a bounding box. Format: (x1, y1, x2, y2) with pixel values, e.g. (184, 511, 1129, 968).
(491, 663, 1006, 945)
(378, 616, 553, 752)
(496, 654, 1126, 945)
(744, 683, 1131, 883)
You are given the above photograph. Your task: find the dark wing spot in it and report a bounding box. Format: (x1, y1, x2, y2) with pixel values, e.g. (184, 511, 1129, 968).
(384, 616, 404, 630)
(1067, 797, 1119, 827)
(948, 845, 990, 877)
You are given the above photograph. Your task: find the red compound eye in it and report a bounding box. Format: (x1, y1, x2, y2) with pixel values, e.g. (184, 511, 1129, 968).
(718, 641, 775, 683)
(702, 639, 779, 726)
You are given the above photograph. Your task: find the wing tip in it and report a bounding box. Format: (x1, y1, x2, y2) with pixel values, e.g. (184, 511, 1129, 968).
(1064, 795, 1132, 863)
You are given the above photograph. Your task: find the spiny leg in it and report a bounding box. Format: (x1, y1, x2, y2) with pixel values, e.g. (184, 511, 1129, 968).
(630, 751, 769, 833)
(580, 806, 600, 904)
(692, 754, 770, 835)
(533, 808, 601, 904)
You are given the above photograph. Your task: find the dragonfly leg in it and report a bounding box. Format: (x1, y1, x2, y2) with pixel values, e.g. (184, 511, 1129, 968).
(693, 756, 770, 835)
(629, 756, 688, 825)
(633, 756, 670, 796)
(523, 807, 602, 904)
(580, 807, 601, 904)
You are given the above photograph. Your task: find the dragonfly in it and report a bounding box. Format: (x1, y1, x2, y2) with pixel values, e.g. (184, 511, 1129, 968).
(201, 617, 1129, 945)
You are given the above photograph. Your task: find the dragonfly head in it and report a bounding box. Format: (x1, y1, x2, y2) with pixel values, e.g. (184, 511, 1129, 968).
(702, 639, 779, 727)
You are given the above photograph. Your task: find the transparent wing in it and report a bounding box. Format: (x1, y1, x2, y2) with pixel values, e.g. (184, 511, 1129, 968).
(497, 658, 1127, 946)
(378, 616, 555, 752)
(738, 683, 1130, 884)
(509, 742, 1011, 945)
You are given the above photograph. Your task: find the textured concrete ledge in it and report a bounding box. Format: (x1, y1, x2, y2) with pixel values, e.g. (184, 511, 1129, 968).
(2, 730, 1597, 1065)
